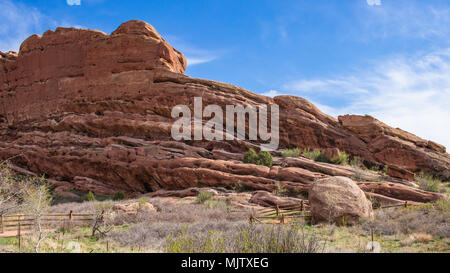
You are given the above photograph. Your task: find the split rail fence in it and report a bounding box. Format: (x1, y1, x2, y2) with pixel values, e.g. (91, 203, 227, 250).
(250, 200, 414, 224)
(252, 201, 311, 224)
(0, 211, 95, 234)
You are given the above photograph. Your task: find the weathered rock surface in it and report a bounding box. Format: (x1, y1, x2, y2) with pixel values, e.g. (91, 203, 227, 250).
(339, 115, 450, 181)
(309, 177, 374, 225)
(387, 165, 415, 182)
(249, 191, 309, 209)
(357, 182, 445, 203)
(0, 20, 448, 205)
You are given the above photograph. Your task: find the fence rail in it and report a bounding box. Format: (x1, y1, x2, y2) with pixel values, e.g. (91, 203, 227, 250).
(377, 201, 411, 210)
(253, 202, 312, 224)
(250, 200, 414, 225)
(0, 211, 95, 234)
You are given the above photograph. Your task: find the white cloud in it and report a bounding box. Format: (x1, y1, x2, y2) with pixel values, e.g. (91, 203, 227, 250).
(187, 57, 217, 66)
(357, 1, 450, 40)
(0, 0, 43, 52)
(280, 49, 450, 150)
(0, 0, 85, 52)
(67, 0, 81, 6)
(262, 90, 282, 98)
(283, 78, 369, 95)
(366, 0, 381, 6)
(164, 35, 223, 67)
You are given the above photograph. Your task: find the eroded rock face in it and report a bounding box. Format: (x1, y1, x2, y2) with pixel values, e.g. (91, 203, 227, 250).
(309, 177, 374, 225)
(249, 191, 309, 209)
(339, 115, 450, 181)
(0, 20, 448, 203)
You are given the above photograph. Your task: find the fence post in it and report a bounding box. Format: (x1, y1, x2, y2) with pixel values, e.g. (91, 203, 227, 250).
(0, 214, 3, 234)
(17, 218, 21, 252)
(371, 228, 375, 251)
(275, 205, 279, 216)
(69, 210, 73, 230)
(300, 200, 304, 212)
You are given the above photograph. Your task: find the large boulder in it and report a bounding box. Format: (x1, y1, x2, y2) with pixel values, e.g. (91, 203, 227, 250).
(309, 176, 374, 225)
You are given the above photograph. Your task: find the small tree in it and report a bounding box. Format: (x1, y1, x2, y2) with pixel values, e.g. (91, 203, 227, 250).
(22, 177, 52, 253)
(0, 159, 30, 215)
(91, 203, 112, 238)
(113, 191, 125, 201)
(84, 191, 96, 202)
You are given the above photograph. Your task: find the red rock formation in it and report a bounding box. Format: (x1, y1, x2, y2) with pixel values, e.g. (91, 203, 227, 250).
(0, 20, 448, 204)
(339, 115, 449, 180)
(249, 191, 309, 209)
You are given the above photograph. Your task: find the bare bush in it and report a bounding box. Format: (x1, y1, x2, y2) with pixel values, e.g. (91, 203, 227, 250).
(165, 223, 326, 253)
(362, 201, 450, 237)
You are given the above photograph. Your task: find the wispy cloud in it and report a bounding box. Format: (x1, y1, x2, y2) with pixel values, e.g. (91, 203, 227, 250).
(187, 57, 217, 66)
(164, 35, 223, 67)
(357, 0, 450, 40)
(262, 90, 282, 98)
(279, 49, 450, 149)
(67, 0, 81, 6)
(366, 0, 381, 6)
(0, 0, 43, 52)
(0, 0, 85, 52)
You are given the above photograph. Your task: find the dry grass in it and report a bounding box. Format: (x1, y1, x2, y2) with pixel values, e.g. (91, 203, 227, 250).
(362, 200, 450, 237)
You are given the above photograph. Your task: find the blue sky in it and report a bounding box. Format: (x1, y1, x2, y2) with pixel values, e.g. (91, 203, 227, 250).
(1, 0, 450, 149)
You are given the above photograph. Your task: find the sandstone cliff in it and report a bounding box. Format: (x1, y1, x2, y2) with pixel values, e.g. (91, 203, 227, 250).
(0, 20, 448, 202)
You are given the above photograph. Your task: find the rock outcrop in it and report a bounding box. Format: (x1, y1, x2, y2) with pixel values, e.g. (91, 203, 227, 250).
(0, 20, 448, 205)
(249, 191, 309, 209)
(339, 115, 450, 181)
(309, 177, 374, 225)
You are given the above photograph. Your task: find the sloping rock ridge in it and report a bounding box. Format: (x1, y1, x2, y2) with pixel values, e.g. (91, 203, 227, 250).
(0, 20, 448, 203)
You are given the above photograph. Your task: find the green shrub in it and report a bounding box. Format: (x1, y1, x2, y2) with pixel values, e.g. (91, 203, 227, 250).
(302, 149, 330, 163)
(84, 191, 96, 202)
(282, 148, 300, 158)
(330, 151, 349, 165)
(243, 149, 273, 167)
(113, 191, 125, 201)
(350, 156, 363, 167)
(196, 191, 214, 204)
(243, 148, 260, 165)
(258, 151, 273, 167)
(415, 172, 442, 193)
(139, 198, 148, 205)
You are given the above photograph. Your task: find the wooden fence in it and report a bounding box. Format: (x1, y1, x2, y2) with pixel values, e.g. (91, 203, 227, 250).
(0, 211, 95, 234)
(377, 201, 411, 210)
(251, 200, 413, 224)
(252, 202, 312, 224)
